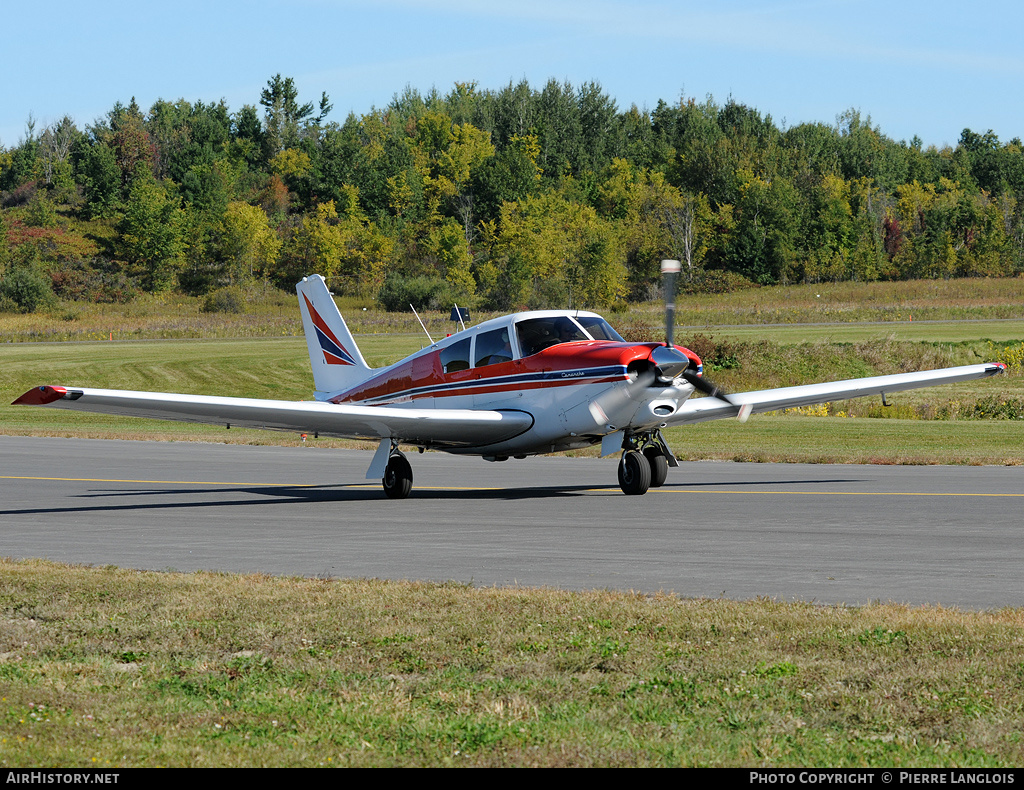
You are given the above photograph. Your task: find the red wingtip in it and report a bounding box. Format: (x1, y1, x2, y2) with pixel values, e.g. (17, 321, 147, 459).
(12, 385, 68, 406)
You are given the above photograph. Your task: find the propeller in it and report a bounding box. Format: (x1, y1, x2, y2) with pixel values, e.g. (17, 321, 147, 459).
(588, 260, 752, 431)
(656, 260, 751, 422)
(650, 259, 691, 382)
(663, 259, 679, 349)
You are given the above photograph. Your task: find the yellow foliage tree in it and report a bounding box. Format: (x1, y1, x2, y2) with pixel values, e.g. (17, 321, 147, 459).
(283, 201, 344, 282)
(410, 111, 494, 221)
(496, 189, 626, 308)
(270, 148, 311, 180)
(598, 159, 711, 293)
(221, 202, 282, 283)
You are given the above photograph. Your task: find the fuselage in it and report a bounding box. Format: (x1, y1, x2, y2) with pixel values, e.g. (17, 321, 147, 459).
(320, 310, 704, 457)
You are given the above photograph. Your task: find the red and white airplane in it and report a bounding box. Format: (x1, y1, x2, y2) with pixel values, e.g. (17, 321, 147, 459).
(14, 265, 1005, 498)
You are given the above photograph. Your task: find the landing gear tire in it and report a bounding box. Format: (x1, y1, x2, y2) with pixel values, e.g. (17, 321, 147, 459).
(618, 450, 651, 496)
(382, 451, 413, 499)
(643, 447, 669, 488)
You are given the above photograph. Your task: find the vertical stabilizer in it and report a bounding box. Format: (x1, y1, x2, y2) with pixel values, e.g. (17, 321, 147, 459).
(296, 275, 373, 394)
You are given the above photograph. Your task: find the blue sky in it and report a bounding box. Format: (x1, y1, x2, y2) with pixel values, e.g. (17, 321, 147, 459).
(3, 0, 1021, 152)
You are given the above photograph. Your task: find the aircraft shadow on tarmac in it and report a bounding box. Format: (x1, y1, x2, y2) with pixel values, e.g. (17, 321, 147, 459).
(0, 484, 619, 517)
(0, 476, 867, 517)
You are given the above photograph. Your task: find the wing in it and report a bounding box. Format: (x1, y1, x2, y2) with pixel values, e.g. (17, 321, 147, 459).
(667, 363, 1005, 425)
(12, 385, 534, 448)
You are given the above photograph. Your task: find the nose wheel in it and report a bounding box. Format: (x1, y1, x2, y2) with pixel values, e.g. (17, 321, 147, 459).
(616, 430, 676, 494)
(382, 450, 413, 499)
(618, 450, 651, 495)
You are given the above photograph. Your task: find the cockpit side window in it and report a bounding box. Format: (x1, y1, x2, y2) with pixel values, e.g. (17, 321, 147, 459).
(439, 337, 471, 373)
(474, 327, 514, 367)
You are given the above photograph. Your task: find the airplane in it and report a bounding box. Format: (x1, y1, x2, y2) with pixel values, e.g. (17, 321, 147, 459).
(14, 262, 1005, 498)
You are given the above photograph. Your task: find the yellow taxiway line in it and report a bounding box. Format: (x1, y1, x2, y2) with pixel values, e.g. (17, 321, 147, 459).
(0, 475, 316, 487)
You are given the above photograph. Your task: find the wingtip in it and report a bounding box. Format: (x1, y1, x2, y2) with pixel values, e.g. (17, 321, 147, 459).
(12, 385, 68, 406)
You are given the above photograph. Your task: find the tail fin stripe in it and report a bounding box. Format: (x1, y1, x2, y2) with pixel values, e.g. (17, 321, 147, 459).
(304, 294, 342, 344)
(304, 293, 357, 365)
(314, 326, 356, 365)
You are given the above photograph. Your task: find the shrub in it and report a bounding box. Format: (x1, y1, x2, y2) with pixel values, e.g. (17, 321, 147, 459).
(48, 263, 140, 304)
(201, 287, 246, 314)
(681, 269, 758, 295)
(378, 275, 452, 312)
(679, 333, 743, 370)
(0, 267, 56, 312)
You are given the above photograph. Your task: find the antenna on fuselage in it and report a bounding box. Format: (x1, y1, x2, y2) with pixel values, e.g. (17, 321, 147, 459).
(409, 304, 435, 345)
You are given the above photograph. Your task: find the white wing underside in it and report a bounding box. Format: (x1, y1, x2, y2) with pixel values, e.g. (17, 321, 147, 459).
(666, 363, 1004, 425)
(21, 387, 533, 448)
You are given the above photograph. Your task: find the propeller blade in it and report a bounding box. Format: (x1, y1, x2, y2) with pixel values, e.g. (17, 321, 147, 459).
(661, 259, 680, 348)
(681, 369, 731, 402)
(586, 368, 657, 429)
(681, 370, 753, 422)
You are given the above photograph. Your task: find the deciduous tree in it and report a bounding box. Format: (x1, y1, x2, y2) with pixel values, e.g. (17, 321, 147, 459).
(221, 202, 281, 283)
(118, 170, 186, 291)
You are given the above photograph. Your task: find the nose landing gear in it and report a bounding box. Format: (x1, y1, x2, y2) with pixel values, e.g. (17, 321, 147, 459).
(618, 450, 651, 495)
(616, 430, 676, 495)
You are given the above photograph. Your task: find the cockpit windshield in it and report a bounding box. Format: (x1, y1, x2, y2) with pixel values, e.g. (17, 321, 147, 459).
(576, 315, 624, 342)
(515, 315, 624, 357)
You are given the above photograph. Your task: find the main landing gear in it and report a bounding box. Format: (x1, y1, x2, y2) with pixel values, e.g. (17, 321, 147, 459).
(382, 449, 413, 499)
(377, 436, 674, 498)
(617, 431, 676, 495)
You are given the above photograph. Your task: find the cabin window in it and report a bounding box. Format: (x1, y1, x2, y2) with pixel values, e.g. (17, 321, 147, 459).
(474, 328, 514, 367)
(516, 317, 588, 357)
(439, 337, 471, 373)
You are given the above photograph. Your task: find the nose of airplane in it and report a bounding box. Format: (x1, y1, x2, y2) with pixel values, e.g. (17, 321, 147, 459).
(647, 343, 739, 411)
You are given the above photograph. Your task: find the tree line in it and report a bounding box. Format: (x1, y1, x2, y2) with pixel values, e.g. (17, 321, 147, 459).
(1, 76, 1023, 312)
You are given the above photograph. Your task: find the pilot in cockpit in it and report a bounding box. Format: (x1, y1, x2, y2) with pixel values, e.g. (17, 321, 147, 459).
(496, 330, 513, 361)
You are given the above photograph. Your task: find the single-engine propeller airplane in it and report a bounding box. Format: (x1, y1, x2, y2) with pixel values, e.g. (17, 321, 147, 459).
(14, 262, 1005, 497)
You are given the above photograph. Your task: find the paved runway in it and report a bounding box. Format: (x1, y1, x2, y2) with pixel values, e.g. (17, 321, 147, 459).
(1, 435, 1022, 609)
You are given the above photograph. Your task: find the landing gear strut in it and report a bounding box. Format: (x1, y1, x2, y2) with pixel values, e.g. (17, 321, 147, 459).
(616, 430, 677, 495)
(382, 449, 413, 499)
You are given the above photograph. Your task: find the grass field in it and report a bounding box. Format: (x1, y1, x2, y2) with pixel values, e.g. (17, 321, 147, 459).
(3, 278, 1024, 767)
(2, 560, 1023, 768)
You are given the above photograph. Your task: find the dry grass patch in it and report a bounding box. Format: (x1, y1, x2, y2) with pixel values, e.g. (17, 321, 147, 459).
(4, 276, 1024, 343)
(2, 560, 1023, 767)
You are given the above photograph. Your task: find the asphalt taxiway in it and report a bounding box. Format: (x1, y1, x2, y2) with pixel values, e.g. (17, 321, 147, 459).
(2, 435, 1021, 608)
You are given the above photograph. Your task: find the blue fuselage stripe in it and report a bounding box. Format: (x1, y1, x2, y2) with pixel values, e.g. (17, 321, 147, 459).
(351, 365, 628, 404)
